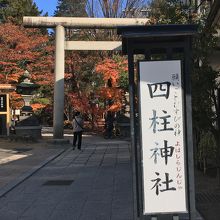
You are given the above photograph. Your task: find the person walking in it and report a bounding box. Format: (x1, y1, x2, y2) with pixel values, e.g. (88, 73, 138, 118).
(72, 111, 84, 150)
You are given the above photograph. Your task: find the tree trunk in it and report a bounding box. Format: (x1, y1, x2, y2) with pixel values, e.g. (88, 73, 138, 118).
(214, 134, 220, 185)
(203, 156, 207, 175)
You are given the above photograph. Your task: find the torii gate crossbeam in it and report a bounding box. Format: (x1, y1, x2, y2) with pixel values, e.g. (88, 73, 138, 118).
(23, 16, 149, 139)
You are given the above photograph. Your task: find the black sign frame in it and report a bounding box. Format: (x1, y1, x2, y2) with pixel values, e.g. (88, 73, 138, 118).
(117, 24, 198, 220)
(0, 94, 7, 112)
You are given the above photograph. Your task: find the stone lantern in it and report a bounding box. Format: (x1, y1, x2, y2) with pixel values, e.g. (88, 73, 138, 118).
(16, 70, 38, 114)
(15, 70, 41, 139)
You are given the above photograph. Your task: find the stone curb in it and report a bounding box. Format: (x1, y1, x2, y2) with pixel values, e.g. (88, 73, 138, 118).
(0, 147, 70, 198)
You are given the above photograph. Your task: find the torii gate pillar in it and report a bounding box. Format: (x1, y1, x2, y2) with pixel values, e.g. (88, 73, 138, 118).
(54, 25, 65, 139)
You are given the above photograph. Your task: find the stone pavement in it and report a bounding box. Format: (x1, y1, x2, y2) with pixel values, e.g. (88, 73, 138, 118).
(0, 133, 133, 220)
(0, 136, 68, 197)
(0, 128, 219, 220)
(195, 168, 220, 220)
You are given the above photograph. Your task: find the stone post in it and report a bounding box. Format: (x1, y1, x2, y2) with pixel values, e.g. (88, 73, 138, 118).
(53, 25, 65, 139)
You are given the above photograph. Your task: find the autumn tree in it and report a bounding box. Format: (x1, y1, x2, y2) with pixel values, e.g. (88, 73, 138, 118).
(0, 23, 54, 111)
(0, 0, 52, 120)
(95, 55, 128, 112)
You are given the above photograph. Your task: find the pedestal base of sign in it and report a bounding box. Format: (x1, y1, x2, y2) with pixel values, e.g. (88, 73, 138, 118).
(149, 210, 204, 220)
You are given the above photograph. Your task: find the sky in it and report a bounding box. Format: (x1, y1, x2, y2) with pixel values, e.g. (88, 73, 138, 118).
(33, 0, 58, 16)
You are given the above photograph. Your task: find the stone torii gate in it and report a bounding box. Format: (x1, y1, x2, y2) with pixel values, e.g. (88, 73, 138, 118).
(23, 16, 149, 139)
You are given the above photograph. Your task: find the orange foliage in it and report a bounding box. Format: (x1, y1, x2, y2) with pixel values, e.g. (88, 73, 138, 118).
(10, 91, 23, 109)
(95, 58, 128, 87)
(67, 92, 90, 113)
(0, 23, 54, 85)
(31, 103, 46, 111)
(99, 87, 122, 99)
(96, 59, 119, 87)
(0, 23, 54, 110)
(107, 102, 122, 112)
(95, 57, 127, 112)
(98, 87, 123, 112)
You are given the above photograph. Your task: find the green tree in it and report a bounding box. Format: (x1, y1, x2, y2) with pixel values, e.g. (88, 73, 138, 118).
(54, 0, 87, 17)
(149, 0, 189, 24)
(0, 0, 41, 24)
(192, 24, 219, 164)
(149, 0, 220, 167)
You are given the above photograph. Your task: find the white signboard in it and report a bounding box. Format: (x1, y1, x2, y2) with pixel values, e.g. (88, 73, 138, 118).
(15, 109, 21, 115)
(139, 60, 187, 214)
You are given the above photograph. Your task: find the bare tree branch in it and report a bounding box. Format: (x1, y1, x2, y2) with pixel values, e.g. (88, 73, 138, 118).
(86, 0, 148, 18)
